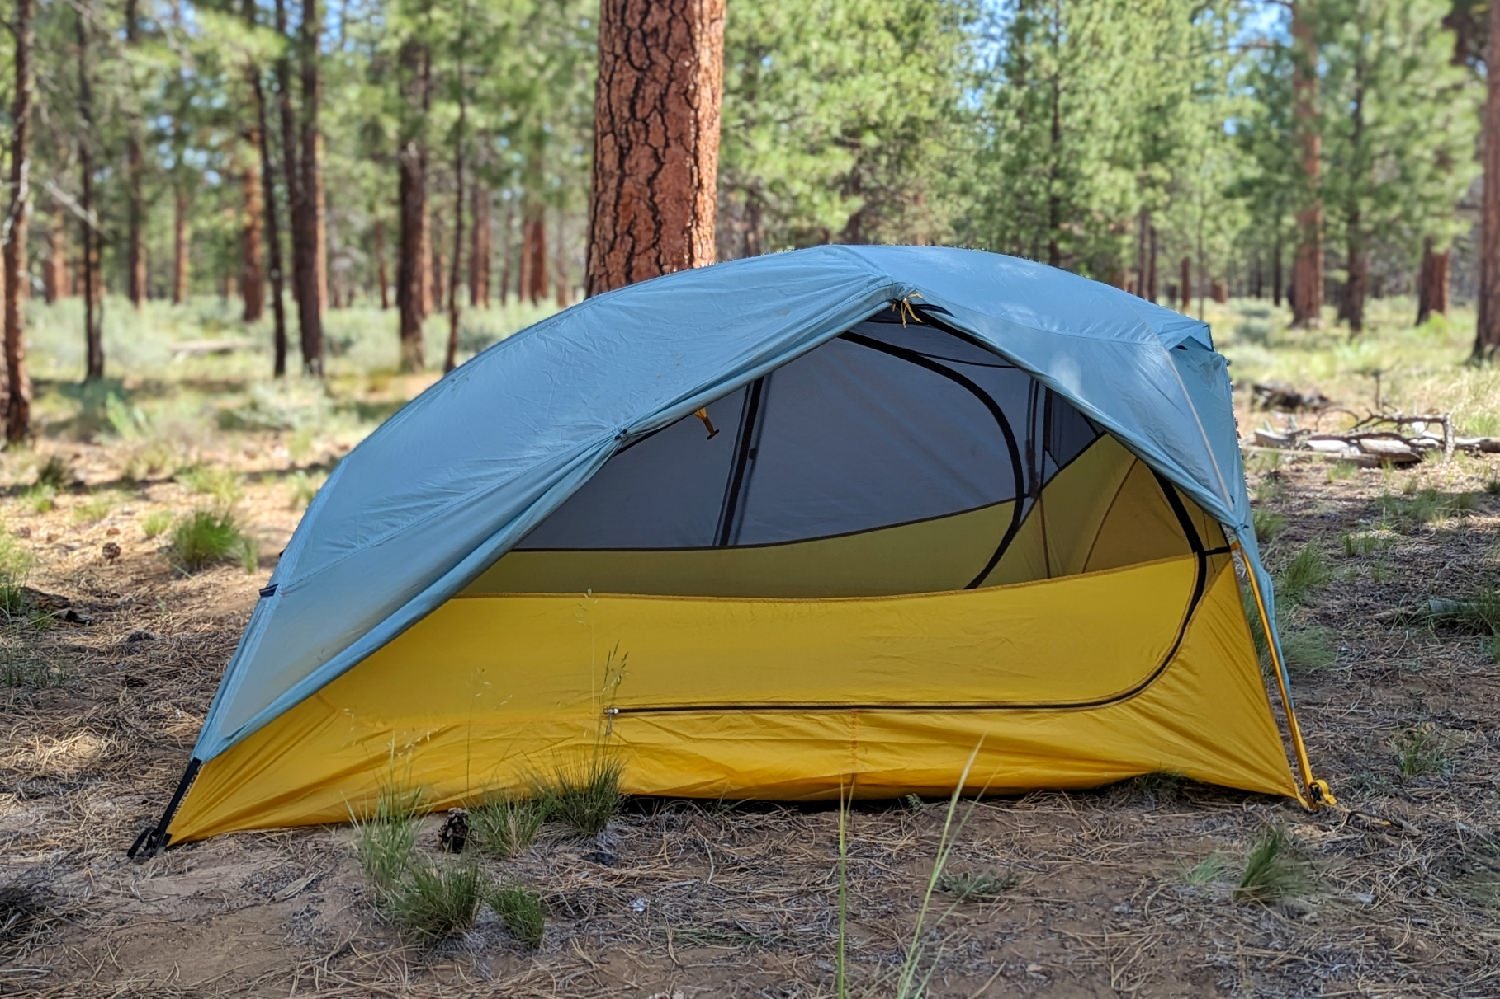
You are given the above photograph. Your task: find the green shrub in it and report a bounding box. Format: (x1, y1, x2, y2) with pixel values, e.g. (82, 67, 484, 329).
(168, 509, 257, 573)
(490, 885, 546, 948)
(471, 794, 550, 857)
(1234, 826, 1308, 902)
(1281, 623, 1338, 673)
(387, 862, 485, 947)
(286, 470, 323, 509)
(536, 753, 623, 838)
(70, 493, 116, 525)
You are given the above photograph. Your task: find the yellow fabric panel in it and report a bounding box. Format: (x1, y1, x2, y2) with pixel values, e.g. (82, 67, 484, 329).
(166, 554, 1297, 844)
(466, 500, 1019, 598)
(1083, 460, 1195, 573)
(1030, 436, 1139, 578)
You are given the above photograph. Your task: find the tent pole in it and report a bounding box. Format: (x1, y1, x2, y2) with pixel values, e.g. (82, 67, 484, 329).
(1237, 543, 1335, 808)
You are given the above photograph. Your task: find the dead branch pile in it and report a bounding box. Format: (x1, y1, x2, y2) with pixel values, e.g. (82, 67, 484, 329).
(1251, 411, 1500, 467)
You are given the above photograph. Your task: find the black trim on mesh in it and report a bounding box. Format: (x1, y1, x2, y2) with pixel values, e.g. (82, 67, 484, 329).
(839, 332, 1026, 589)
(128, 756, 202, 859)
(714, 376, 767, 547)
(610, 551, 1225, 717)
(1151, 470, 1205, 554)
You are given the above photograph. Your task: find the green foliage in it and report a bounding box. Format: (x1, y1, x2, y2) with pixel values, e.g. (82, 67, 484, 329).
(1281, 623, 1338, 674)
(386, 862, 485, 947)
(1341, 530, 1391, 557)
(70, 493, 117, 525)
(168, 510, 258, 573)
(537, 753, 623, 839)
(1379, 488, 1472, 532)
(470, 795, 550, 858)
(1234, 826, 1309, 902)
(489, 885, 546, 948)
(285, 471, 324, 510)
(1185, 853, 1231, 886)
(1276, 545, 1332, 605)
(350, 785, 423, 895)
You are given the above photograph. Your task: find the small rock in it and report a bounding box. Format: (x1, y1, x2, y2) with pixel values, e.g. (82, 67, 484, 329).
(1351, 892, 1375, 906)
(1026, 963, 1045, 976)
(101, 542, 122, 563)
(61, 608, 93, 625)
(125, 630, 159, 643)
(629, 897, 647, 914)
(14, 526, 31, 539)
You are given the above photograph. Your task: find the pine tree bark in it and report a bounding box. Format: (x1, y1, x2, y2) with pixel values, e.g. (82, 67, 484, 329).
(374, 217, 390, 310)
(1476, 0, 1500, 360)
(77, 7, 103, 382)
(293, 0, 325, 375)
(1272, 232, 1283, 307)
(523, 207, 547, 305)
(172, 189, 191, 304)
(1416, 236, 1449, 325)
(444, 36, 467, 376)
(1179, 257, 1191, 313)
(43, 207, 65, 304)
(586, 0, 726, 295)
(396, 37, 429, 372)
(124, 0, 147, 310)
(469, 185, 489, 308)
(247, 27, 288, 377)
(240, 138, 265, 322)
(1146, 223, 1158, 302)
(431, 215, 446, 313)
(499, 194, 514, 306)
(4, 0, 34, 443)
(1289, 0, 1323, 329)
(275, 0, 305, 338)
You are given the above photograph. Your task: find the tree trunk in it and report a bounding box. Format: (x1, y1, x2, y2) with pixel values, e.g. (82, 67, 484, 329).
(431, 216, 446, 313)
(1146, 222, 1158, 302)
(523, 207, 547, 305)
(4, 0, 34, 443)
(499, 194, 514, 306)
(1289, 0, 1323, 329)
(124, 0, 147, 311)
(1272, 231, 1284, 308)
(469, 184, 489, 308)
(293, 0, 324, 375)
(586, 0, 726, 295)
(374, 217, 390, 310)
(1477, 0, 1500, 360)
(43, 206, 65, 304)
(248, 34, 288, 378)
(1210, 279, 1228, 305)
(172, 188, 191, 305)
(77, 7, 104, 383)
(396, 37, 428, 372)
(241, 139, 265, 322)
(275, 0, 305, 332)
(444, 34, 468, 375)
(1416, 236, 1450, 326)
(1179, 257, 1191, 313)
(1344, 234, 1367, 335)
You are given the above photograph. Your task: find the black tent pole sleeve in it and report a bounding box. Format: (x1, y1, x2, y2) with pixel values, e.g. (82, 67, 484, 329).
(127, 756, 202, 860)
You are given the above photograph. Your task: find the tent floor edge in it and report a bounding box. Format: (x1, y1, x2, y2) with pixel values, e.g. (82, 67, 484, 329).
(128, 756, 202, 861)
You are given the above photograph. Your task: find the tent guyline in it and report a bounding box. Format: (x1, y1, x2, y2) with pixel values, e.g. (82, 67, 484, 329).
(131, 245, 1332, 857)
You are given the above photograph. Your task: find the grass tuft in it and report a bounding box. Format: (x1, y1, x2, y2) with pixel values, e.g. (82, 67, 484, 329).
(935, 869, 1020, 902)
(471, 794, 550, 858)
(141, 509, 174, 539)
(1185, 853, 1230, 886)
(0, 532, 35, 618)
(23, 485, 56, 514)
(177, 465, 244, 505)
(1253, 508, 1287, 544)
(1393, 724, 1450, 778)
(1281, 622, 1338, 673)
(285, 470, 323, 509)
(490, 885, 546, 948)
(70, 493, 116, 525)
(1276, 544, 1332, 605)
(34, 455, 71, 490)
(537, 753, 623, 839)
(168, 509, 258, 573)
(350, 785, 422, 895)
(386, 862, 485, 947)
(1234, 826, 1309, 902)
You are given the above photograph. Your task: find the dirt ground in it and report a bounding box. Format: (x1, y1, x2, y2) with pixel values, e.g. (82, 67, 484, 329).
(3, 372, 1499, 997)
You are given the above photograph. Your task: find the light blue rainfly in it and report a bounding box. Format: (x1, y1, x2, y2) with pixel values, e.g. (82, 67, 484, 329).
(192, 245, 1294, 764)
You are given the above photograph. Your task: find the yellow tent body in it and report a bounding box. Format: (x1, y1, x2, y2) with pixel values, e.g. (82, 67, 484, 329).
(140, 249, 1325, 854)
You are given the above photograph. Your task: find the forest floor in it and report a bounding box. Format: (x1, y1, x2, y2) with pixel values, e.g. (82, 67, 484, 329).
(1, 297, 1498, 997)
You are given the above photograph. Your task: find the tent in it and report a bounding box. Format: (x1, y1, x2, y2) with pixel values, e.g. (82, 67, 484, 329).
(134, 245, 1332, 854)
